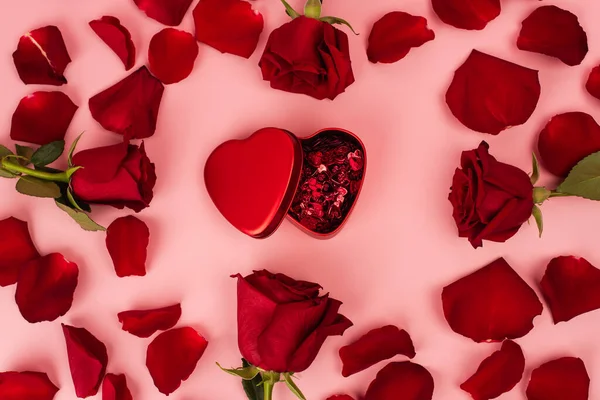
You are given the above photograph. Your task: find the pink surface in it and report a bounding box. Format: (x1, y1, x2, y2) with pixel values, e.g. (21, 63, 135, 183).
(1, 0, 600, 399)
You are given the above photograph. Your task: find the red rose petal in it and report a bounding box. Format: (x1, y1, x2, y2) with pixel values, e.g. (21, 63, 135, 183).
(0, 371, 59, 400)
(432, 0, 500, 30)
(15, 253, 78, 323)
(148, 28, 198, 84)
(146, 327, 208, 395)
(89, 66, 164, 140)
(102, 374, 133, 400)
(106, 216, 150, 277)
(339, 325, 416, 377)
(442, 258, 543, 343)
(517, 6, 588, 66)
(446, 50, 540, 135)
(133, 0, 194, 26)
(62, 324, 108, 398)
(0, 217, 39, 287)
(540, 256, 600, 323)
(367, 12, 435, 64)
(118, 304, 181, 338)
(10, 91, 78, 145)
(585, 65, 600, 100)
(364, 361, 434, 400)
(193, 0, 264, 59)
(327, 396, 355, 400)
(461, 340, 525, 400)
(12, 25, 71, 85)
(89, 16, 136, 70)
(526, 357, 590, 400)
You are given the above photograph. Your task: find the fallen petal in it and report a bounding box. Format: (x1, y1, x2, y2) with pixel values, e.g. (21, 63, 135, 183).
(526, 357, 590, 400)
(364, 361, 434, 400)
(148, 28, 198, 84)
(327, 396, 355, 400)
(133, 0, 194, 26)
(432, 0, 500, 30)
(118, 304, 181, 337)
(0, 217, 39, 287)
(585, 65, 600, 101)
(106, 216, 150, 277)
(0, 371, 59, 400)
(102, 374, 133, 400)
(90, 16, 136, 70)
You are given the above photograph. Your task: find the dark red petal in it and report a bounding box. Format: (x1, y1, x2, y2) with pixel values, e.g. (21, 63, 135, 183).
(12, 25, 71, 85)
(517, 6, 588, 66)
(432, 0, 500, 30)
(0, 217, 39, 287)
(540, 256, 600, 323)
(89, 16, 136, 70)
(15, 253, 78, 323)
(0, 371, 59, 400)
(133, 0, 193, 26)
(62, 324, 108, 398)
(364, 361, 434, 400)
(442, 258, 543, 343)
(106, 216, 149, 277)
(193, 0, 264, 59)
(446, 50, 540, 135)
(118, 304, 181, 338)
(102, 374, 133, 400)
(585, 65, 600, 100)
(339, 325, 415, 377)
(148, 28, 198, 84)
(146, 327, 208, 395)
(461, 340, 525, 400)
(327, 396, 355, 400)
(526, 357, 590, 400)
(367, 12, 434, 64)
(89, 66, 164, 140)
(10, 91, 78, 145)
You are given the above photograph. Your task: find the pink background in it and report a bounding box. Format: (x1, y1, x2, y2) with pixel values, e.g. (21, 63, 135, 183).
(1, 0, 600, 399)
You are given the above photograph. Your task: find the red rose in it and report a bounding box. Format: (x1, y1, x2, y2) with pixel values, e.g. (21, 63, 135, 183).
(259, 17, 355, 100)
(235, 270, 352, 373)
(449, 142, 534, 248)
(71, 142, 156, 212)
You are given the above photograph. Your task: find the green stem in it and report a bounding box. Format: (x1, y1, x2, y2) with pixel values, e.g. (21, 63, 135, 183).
(264, 380, 274, 400)
(1, 157, 70, 183)
(304, 0, 322, 18)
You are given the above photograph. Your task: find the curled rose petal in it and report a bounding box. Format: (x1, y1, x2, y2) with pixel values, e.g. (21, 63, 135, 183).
(15, 253, 78, 323)
(148, 28, 198, 84)
(442, 258, 543, 342)
(10, 91, 78, 145)
(133, 0, 194, 26)
(585, 65, 600, 100)
(102, 374, 133, 400)
(89, 16, 136, 70)
(367, 12, 435, 64)
(461, 340, 525, 400)
(89, 66, 164, 140)
(432, 0, 500, 30)
(0, 217, 39, 287)
(193, 0, 264, 59)
(540, 256, 600, 323)
(339, 325, 415, 377)
(327, 396, 355, 400)
(446, 50, 540, 135)
(517, 6, 588, 66)
(0, 371, 59, 400)
(146, 327, 208, 395)
(12, 25, 71, 85)
(106, 216, 150, 277)
(526, 357, 590, 400)
(62, 324, 108, 398)
(118, 304, 181, 338)
(364, 361, 434, 400)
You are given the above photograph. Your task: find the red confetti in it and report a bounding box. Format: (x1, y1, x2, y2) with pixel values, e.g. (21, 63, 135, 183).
(432, 0, 500, 30)
(118, 304, 181, 338)
(89, 16, 136, 70)
(526, 357, 590, 400)
(133, 0, 193, 26)
(364, 361, 434, 400)
(102, 374, 133, 400)
(148, 28, 198, 84)
(0, 217, 39, 287)
(0, 371, 59, 400)
(586, 65, 600, 100)
(106, 216, 150, 277)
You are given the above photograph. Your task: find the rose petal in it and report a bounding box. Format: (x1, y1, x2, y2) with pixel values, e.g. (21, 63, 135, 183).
(0, 371, 59, 400)
(133, 0, 194, 26)
(118, 304, 181, 338)
(446, 50, 541, 134)
(10, 91, 78, 145)
(12, 25, 71, 85)
(585, 65, 600, 100)
(327, 396, 355, 400)
(339, 325, 416, 377)
(15, 253, 78, 323)
(89, 66, 164, 140)
(364, 361, 434, 400)
(367, 12, 435, 64)
(148, 28, 198, 84)
(461, 340, 525, 400)
(102, 374, 133, 400)
(0, 217, 39, 287)
(526, 357, 590, 400)
(193, 0, 264, 59)
(432, 0, 500, 30)
(62, 324, 108, 398)
(89, 16, 136, 70)
(517, 6, 588, 66)
(146, 327, 208, 395)
(106, 216, 149, 277)
(442, 258, 543, 342)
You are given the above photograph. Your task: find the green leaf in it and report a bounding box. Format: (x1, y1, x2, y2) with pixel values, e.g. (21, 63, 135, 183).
(16, 176, 62, 198)
(242, 359, 264, 400)
(217, 362, 260, 380)
(67, 188, 87, 212)
(557, 151, 600, 200)
(320, 16, 359, 35)
(532, 205, 543, 238)
(282, 373, 306, 400)
(30, 140, 65, 167)
(281, 0, 300, 18)
(55, 201, 106, 231)
(0, 169, 17, 178)
(531, 153, 540, 185)
(15, 144, 34, 166)
(67, 133, 84, 167)
(0, 145, 13, 158)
